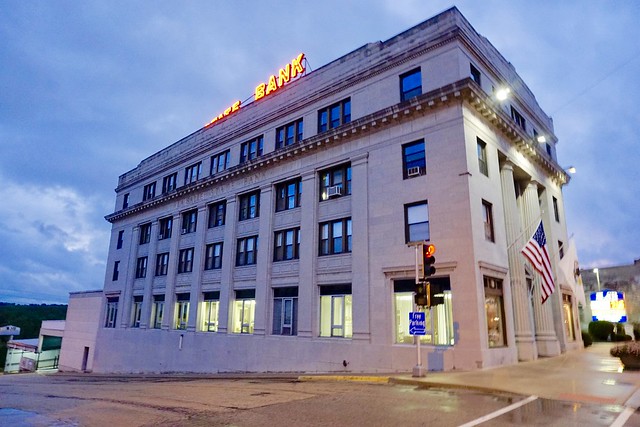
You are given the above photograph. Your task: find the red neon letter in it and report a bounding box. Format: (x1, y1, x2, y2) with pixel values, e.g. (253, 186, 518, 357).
(255, 83, 266, 100)
(290, 53, 305, 78)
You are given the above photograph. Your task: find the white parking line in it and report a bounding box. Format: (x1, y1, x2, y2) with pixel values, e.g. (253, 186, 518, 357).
(458, 395, 539, 427)
(610, 407, 635, 427)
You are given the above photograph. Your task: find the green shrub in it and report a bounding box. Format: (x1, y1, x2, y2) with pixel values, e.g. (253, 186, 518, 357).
(588, 321, 615, 341)
(582, 331, 593, 347)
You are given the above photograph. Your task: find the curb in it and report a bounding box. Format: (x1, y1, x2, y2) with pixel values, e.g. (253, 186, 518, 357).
(298, 375, 391, 384)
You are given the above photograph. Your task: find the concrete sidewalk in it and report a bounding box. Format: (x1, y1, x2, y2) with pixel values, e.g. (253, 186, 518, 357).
(391, 342, 640, 408)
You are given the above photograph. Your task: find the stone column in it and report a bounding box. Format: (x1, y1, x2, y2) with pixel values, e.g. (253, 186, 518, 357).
(140, 221, 158, 329)
(161, 213, 181, 330)
(500, 162, 537, 360)
(350, 153, 370, 341)
(521, 181, 560, 356)
(217, 199, 237, 334)
(119, 226, 141, 328)
(297, 170, 317, 338)
(253, 185, 274, 336)
(187, 206, 208, 332)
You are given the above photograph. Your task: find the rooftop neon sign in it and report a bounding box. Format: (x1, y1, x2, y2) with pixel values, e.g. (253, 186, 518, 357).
(205, 53, 306, 128)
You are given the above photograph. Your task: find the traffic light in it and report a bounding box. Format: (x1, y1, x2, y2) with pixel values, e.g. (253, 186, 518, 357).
(414, 281, 428, 306)
(429, 281, 444, 306)
(421, 243, 436, 279)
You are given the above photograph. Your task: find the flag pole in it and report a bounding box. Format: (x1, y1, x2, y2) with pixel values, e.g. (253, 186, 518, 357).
(506, 211, 544, 252)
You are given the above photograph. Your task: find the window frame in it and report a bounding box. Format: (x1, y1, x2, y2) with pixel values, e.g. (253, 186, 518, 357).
(319, 285, 352, 338)
(402, 140, 426, 179)
(184, 162, 202, 185)
(135, 256, 148, 279)
(477, 137, 488, 177)
(211, 150, 231, 175)
(274, 227, 301, 262)
(236, 235, 258, 266)
(399, 68, 422, 101)
(139, 222, 152, 245)
(162, 173, 178, 194)
(319, 163, 351, 201)
(240, 135, 264, 163)
(208, 200, 226, 228)
(319, 218, 352, 256)
(484, 276, 507, 348)
(405, 201, 430, 243)
(112, 261, 120, 281)
(204, 242, 223, 270)
(155, 252, 169, 276)
(151, 295, 165, 329)
(116, 230, 124, 249)
(201, 291, 220, 332)
(275, 178, 302, 212)
(174, 293, 190, 330)
(317, 98, 351, 133)
(272, 287, 298, 336)
(238, 190, 260, 221)
(181, 209, 198, 234)
(131, 296, 143, 328)
(482, 200, 495, 242)
(143, 182, 156, 201)
(104, 297, 118, 328)
(158, 216, 172, 240)
(510, 106, 526, 131)
(177, 247, 194, 274)
(276, 118, 304, 149)
(470, 63, 481, 85)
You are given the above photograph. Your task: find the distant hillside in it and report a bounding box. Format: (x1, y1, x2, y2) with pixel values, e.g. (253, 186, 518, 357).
(0, 303, 67, 371)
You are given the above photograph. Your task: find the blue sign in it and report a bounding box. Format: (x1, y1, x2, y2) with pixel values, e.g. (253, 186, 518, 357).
(409, 311, 426, 335)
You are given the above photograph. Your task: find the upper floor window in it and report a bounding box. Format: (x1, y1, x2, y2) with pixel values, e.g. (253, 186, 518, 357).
(139, 222, 152, 245)
(162, 173, 178, 193)
(143, 182, 156, 201)
(177, 248, 194, 273)
(204, 242, 223, 270)
(135, 256, 148, 279)
(276, 118, 304, 149)
(238, 190, 260, 221)
(274, 228, 300, 262)
(240, 135, 264, 163)
(181, 209, 197, 234)
(112, 261, 120, 281)
(211, 150, 231, 175)
(158, 216, 172, 240)
(208, 200, 226, 228)
(510, 106, 526, 131)
(553, 197, 560, 222)
(104, 297, 118, 328)
(275, 178, 302, 212)
(319, 218, 352, 256)
(122, 193, 129, 209)
(184, 162, 202, 185)
(482, 200, 495, 242)
(477, 138, 488, 176)
(400, 68, 422, 101)
(155, 252, 169, 276)
(470, 64, 481, 85)
(318, 98, 351, 133)
(116, 230, 124, 249)
(319, 163, 351, 201)
(402, 140, 426, 179)
(405, 202, 429, 243)
(236, 235, 258, 266)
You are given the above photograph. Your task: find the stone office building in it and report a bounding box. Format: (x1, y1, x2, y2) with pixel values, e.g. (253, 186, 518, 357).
(92, 7, 581, 373)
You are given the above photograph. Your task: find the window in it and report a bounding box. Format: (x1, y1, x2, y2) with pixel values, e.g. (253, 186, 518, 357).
(131, 296, 143, 328)
(208, 201, 226, 228)
(510, 106, 526, 131)
(319, 163, 351, 201)
(122, 193, 129, 209)
(135, 256, 148, 279)
(112, 261, 120, 281)
(562, 294, 575, 341)
(276, 118, 304, 148)
(400, 68, 422, 101)
(204, 242, 223, 270)
(274, 228, 300, 261)
(201, 291, 220, 332)
(405, 202, 429, 242)
(275, 178, 302, 212)
(139, 223, 152, 245)
(158, 216, 172, 240)
(240, 135, 264, 163)
(319, 218, 352, 256)
(232, 289, 256, 334)
(318, 98, 351, 133)
(482, 200, 495, 242)
(211, 150, 231, 175)
(116, 230, 124, 249)
(553, 197, 560, 222)
(174, 293, 190, 330)
(558, 240, 565, 260)
(394, 278, 453, 345)
(319, 285, 352, 338)
(484, 276, 506, 348)
(272, 287, 298, 335)
(184, 162, 202, 185)
(402, 140, 426, 178)
(181, 209, 197, 234)
(477, 138, 488, 176)
(162, 173, 178, 193)
(151, 295, 164, 329)
(470, 63, 481, 85)
(238, 190, 260, 221)
(236, 236, 258, 266)
(143, 182, 156, 201)
(104, 297, 118, 328)
(178, 248, 194, 273)
(155, 252, 169, 276)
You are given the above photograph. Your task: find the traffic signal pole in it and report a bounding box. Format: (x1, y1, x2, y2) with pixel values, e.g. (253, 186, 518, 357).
(413, 244, 426, 377)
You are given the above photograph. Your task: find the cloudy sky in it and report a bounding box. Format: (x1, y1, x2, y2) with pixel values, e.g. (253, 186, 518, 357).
(1, 1, 638, 304)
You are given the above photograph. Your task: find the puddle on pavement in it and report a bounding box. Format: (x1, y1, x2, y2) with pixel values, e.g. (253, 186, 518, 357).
(0, 408, 78, 426)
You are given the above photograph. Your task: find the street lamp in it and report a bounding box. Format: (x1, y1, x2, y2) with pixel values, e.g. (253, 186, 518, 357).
(593, 268, 601, 291)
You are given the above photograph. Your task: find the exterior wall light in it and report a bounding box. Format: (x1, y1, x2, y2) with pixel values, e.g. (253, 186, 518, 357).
(537, 135, 547, 143)
(495, 87, 511, 101)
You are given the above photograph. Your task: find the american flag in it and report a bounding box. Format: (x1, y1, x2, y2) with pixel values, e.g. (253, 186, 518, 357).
(521, 221, 555, 303)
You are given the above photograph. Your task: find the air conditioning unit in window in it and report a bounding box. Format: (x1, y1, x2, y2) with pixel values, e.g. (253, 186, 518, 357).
(158, 233, 165, 240)
(407, 166, 422, 177)
(327, 185, 343, 198)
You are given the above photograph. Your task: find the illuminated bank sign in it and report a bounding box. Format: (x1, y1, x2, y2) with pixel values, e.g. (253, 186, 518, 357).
(590, 290, 627, 322)
(206, 53, 306, 127)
